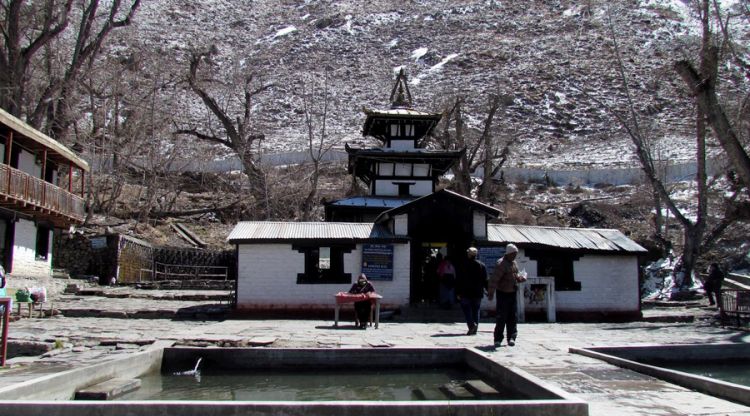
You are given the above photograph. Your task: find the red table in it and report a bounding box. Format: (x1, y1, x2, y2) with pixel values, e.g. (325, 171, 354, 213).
(334, 292, 383, 329)
(0, 297, 10, 367)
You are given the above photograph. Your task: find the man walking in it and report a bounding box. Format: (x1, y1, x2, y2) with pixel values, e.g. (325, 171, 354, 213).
(456, 247, 487, 335)
(488, 244, 525, 347)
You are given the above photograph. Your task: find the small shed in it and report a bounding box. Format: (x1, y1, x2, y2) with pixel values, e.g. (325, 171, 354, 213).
(486, 224, 647, 321)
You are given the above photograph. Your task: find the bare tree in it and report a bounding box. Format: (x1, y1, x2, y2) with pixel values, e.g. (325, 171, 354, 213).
(299, 68, 339, 221)
(674, 0, 750, 192)
(177, 48, 273, 219)
(437, 94, 515, 201)
(594, 1, 748, 290)
(0, 0, 140, 140)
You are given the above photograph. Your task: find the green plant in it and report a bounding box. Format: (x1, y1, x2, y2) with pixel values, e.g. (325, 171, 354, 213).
(53, 339, 64, 349)
(15, 288, 30, 302)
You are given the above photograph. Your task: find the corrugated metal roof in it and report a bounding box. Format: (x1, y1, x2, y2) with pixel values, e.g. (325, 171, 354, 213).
(228, 221, 397, 242)
(487, 224, 646, 253)
(328, 196, 413, 208)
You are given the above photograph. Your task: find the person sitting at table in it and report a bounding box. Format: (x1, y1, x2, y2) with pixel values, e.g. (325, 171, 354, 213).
(348, 273, 375, 329)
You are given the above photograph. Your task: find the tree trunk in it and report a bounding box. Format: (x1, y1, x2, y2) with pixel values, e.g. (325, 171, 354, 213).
(452, 98, 472, 196)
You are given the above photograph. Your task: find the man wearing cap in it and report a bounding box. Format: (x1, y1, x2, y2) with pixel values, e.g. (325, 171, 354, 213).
(487, 244, 525, 347)
(456, 247, 487, 335)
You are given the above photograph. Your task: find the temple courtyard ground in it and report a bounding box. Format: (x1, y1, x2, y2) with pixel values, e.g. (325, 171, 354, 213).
(1, 286, 749, 415)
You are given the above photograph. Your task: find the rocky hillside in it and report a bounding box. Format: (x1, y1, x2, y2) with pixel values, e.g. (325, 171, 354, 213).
(118, 0, 748, 168)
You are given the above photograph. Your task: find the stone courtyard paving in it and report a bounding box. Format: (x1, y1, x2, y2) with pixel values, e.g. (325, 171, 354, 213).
(1, 288, 749, 415)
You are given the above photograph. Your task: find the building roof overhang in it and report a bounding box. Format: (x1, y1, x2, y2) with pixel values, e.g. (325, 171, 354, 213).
(345, 144, 464, 182)
(374, 188, 501, 223)
(227, 221, 408, 244)
(0, 107, 89, 172)
(361, 107, 443, 141)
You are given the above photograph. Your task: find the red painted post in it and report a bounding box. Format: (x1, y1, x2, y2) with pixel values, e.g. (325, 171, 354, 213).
(1, 297, 10, 367)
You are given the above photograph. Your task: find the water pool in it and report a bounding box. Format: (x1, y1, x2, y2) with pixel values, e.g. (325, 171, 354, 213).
(0, 346, 588, 416)
(570, 343, 750, 406)
(120, 366, 528, 401)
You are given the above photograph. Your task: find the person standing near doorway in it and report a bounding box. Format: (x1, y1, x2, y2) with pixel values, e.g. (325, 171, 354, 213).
(456, 247, 487, 335)
(488, 244, 526, 347)
(437, 254, 456, 309)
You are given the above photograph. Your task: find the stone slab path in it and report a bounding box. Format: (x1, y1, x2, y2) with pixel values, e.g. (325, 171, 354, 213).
(1, 287, 749, 415)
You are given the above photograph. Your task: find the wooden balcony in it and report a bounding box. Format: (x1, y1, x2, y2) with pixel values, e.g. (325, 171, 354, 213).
(0, 163, 85, 227)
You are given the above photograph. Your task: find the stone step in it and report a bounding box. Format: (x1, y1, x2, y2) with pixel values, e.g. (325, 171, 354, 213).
(74, 378, 141, 400)
(412, 387, 448, 400)
(464, 379, 501, 398)
(439, 384, 475, 400)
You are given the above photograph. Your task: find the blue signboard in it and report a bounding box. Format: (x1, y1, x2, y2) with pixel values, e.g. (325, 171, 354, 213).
(478, 246, 505, 276)
(361, 244, 394, 281)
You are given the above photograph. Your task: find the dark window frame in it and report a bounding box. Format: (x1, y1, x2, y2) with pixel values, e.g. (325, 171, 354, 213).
(294, 243, 354, 284)
(526, 249, 582, 291)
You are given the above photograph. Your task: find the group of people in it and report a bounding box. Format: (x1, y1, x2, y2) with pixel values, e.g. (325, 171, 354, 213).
(347, 244, 527, 347)
(457, 244, 525, 347)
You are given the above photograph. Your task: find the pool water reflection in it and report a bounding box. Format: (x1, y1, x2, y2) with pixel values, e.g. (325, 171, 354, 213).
(119, 366, 529, 401)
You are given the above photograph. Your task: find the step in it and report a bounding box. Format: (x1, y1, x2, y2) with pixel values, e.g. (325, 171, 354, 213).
(464, 379, 501, 398)
(439, 384, 475, 400)
(412, 387, 448, 400)
(74, 378, 141, 400)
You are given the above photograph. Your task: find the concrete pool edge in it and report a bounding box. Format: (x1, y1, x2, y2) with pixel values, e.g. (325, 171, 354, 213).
(0, 346, 589, 416)
(569, 343, 750, 407)
(0, 341, 168, 400)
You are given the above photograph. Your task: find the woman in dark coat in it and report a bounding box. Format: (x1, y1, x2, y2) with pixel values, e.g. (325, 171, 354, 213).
(349, 274, 375, 329)
(704, 263, 724, 307)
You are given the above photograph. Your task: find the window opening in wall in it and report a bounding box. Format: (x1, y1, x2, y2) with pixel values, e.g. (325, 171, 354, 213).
(35, 225, 51, 260)
(295, 244, 353, 284)
(404, 124, 414, 137)
(397, 183, 411, 197)
(319, 246, 331, 270)
(526, 249, 581, 291)
(390, 124, 399, 137)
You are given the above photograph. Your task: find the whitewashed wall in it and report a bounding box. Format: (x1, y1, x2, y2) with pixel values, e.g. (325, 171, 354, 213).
(556, 255, 639, 312)
(472, 212, 486, 238)
(10, 218, 52, 277)
(18, 149, 42, 177)
(236, 242, 411, 310)
(374, 179, 432, 197)
(484, 250, 639, 314)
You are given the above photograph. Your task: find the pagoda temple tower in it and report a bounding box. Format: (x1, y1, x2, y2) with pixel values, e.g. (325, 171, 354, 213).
(325, 69, 464, 222)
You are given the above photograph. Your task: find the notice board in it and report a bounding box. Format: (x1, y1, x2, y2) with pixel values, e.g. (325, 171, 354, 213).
(361, 244, 394, 281)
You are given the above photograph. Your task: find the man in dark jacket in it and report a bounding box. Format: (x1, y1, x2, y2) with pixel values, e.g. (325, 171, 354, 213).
(456, 247, 487, 335)
(488, 244, 525, 347)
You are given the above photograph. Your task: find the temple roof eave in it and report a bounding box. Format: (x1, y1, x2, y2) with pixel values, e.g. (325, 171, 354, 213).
(362, 106, 443, 119)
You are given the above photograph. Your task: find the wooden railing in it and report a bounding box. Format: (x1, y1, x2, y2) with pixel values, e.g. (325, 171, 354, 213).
(0, 164, 85, 223)
(720, 289, 750, 327)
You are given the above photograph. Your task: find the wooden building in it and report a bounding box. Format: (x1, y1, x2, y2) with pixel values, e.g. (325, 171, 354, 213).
(0, 108, 88, 279)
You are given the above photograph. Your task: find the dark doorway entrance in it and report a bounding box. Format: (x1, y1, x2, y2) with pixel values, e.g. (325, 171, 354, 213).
(404, 197, 478, 305)
(412, 242, 444, 305)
